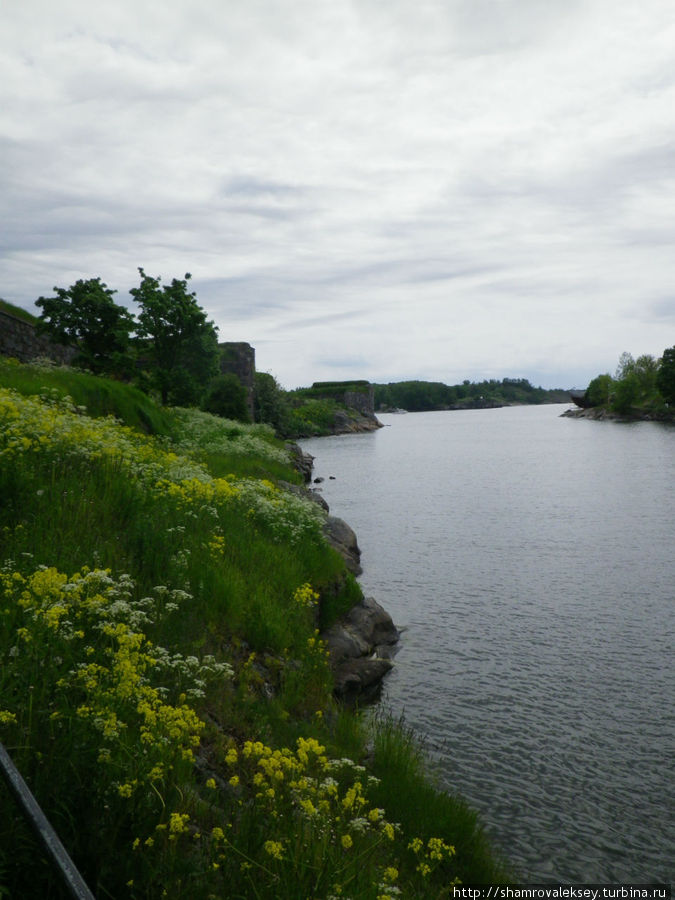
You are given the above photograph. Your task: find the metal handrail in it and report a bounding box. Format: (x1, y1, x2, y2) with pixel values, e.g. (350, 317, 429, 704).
(0, 741, 96, 900)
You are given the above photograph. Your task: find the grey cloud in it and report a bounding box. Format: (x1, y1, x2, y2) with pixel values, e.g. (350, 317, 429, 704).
(223, 176, 308, 199)
(644, 297, 675, 323)
(286, 309, 370, 329)
(313, 354, 371, 371)
(2, 0, 673, 390)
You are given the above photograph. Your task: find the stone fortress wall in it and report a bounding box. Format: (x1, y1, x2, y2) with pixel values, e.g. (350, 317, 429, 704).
(342, 385, 376, 417)
(0, 309, 76, 365)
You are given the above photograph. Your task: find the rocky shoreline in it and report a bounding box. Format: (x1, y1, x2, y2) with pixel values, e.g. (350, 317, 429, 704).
(287, 445, 400, 702)
(331, 409, 383, 434)
(561, 406, 675, 423)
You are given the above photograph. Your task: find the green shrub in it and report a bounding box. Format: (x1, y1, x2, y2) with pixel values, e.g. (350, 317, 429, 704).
(288, 398, 340, 436)
(201, 373, 250, 422)
(585, 373, 613, 407)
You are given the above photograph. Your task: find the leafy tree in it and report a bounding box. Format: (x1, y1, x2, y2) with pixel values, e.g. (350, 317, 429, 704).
(611, 375, 639, 413)
(611, 351, 659, 412)
(615, 351, 635, 381)
(130, 269, 219, 405)
(586, 374, 614, 407)
(254, 372, 292, 435)
(201, 373, 250, 421)
(35, 277, 134, 375)
(656, 345, 675, 404)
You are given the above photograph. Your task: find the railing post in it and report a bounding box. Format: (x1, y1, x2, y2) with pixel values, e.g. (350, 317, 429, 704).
(0, 741, 96, 900)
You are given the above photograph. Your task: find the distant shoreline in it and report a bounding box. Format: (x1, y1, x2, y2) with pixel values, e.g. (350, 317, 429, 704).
(561, 406, 675, 423)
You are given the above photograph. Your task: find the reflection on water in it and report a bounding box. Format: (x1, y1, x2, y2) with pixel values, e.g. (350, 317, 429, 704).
(301, 406, 675, 882)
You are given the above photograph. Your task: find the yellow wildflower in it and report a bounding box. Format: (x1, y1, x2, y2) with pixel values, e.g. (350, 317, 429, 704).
(264, 840, 284, 860)
(225, 747, 238, 765)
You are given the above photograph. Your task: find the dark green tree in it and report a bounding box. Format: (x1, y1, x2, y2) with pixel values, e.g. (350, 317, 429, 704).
(35, 277, 134, 375)
(130, 269, 219, 405)
(201, 373, 250, 421)
(254, 372, 292, 435)
(586, 373, 614, 407)
(656, 345, 675, 404)
(612, 351, 659, 412)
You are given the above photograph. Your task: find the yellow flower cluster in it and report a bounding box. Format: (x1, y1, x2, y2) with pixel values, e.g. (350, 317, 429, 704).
(1, 564, 216, 816)
(293, 582, 320, 608)
(263, 839, 284, 860)
(0, 386, 325, 552)
(211, 732, 462, 897)
(226, 736, 400, 873)
(407, 835, 456, 878)
(153, 475, 238, 509)
(73, 616, 205, 769)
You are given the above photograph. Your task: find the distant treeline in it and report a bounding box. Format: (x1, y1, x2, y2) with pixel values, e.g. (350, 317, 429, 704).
(374, 378, 569, 412)
(291, 380, 371, 401)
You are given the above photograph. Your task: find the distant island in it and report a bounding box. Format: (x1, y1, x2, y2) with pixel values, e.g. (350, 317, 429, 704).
(562, 347, 675, 423)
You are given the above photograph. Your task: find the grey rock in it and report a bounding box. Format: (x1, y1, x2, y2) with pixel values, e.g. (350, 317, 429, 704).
(322, 596, 399, 702)
(323, 516, 362, 576)
(345, 595, 399, 648)
(286, 443, 314, 483)
(332, 657, 394, 702)
(279, 481, 330, 512)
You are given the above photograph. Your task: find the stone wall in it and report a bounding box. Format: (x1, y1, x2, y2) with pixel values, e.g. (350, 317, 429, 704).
(0, 309, 76, 365)
(342, 386, 375, 416)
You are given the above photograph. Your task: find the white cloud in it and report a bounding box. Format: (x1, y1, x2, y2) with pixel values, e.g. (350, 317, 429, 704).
(1, 0, 674, 388)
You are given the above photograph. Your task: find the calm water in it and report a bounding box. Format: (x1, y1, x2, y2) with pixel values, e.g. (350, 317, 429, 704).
(301, 405, 675, 883)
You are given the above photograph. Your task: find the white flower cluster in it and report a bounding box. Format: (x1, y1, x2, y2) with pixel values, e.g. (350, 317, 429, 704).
(234, 478, 326, 544)
(150, 647, 233, 699)
(171, 407, 290, 466)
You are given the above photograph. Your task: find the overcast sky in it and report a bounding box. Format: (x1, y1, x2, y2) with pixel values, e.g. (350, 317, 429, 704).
(2, 0, 674, 389)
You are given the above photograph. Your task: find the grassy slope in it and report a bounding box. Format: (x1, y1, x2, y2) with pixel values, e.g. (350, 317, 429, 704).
(0, 298, 38, 325)
(0, 361, 511, 898)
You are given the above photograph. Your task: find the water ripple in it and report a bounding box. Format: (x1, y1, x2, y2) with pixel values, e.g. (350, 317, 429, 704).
(302, 408, 675, 882)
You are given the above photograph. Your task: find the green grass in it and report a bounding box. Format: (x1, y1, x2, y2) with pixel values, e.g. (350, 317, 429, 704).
(287, 397, 342, 436)
(0, 361, 511, 898)
(0, 298, 38, 324)
(0, 357, 176, 434)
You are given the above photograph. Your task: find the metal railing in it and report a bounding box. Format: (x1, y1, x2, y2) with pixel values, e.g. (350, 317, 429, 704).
(0, 741, 96, 900)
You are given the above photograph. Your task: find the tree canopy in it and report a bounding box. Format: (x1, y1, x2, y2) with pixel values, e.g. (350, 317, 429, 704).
(130, 269, 220, 405)
(35, 277, 134, 375)
(584, 348, 671, 415)
(656, 345, 675, 404)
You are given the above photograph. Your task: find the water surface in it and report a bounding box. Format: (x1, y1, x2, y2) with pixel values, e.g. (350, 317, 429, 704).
(301, 405, 675, 882)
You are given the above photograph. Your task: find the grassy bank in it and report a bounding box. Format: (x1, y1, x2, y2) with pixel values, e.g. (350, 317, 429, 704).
(0, 359, 510, 898)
